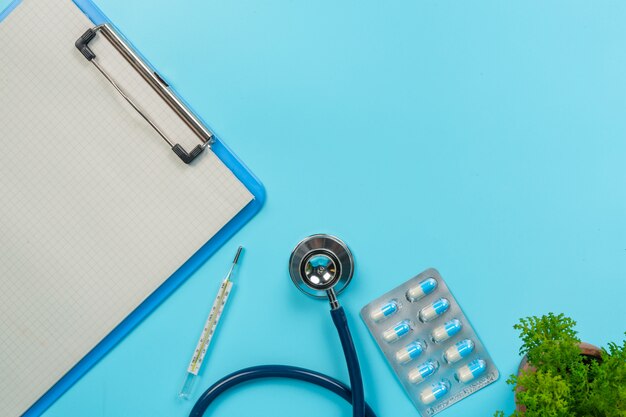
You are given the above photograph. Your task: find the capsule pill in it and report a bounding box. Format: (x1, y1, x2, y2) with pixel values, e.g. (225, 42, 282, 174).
(419, 298, 450, 322)
(444, 339, 475, 363)
(395, 341, 425, 364)
(431, 318, 462, 343)
(369, 300, 398, 322)
(407, 278, 437, 301)
(408, 360, 439, 384)
(382, 320, 411, 343)
(419, 380, 450, 405)
(455, 359, 487, 383)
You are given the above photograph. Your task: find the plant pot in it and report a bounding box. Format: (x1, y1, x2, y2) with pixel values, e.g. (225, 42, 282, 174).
(514, 342, 602, 412)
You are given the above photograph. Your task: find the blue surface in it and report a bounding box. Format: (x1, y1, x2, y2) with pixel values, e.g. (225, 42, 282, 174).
(2, 0, 626, 416)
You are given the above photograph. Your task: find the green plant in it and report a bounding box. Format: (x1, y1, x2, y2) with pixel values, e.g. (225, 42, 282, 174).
(495, 313, 626, 417)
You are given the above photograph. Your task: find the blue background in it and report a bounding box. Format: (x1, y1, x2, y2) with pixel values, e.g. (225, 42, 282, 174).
(3, 0, 626, 416)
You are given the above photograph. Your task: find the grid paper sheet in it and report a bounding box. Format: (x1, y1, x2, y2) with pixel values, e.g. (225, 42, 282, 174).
(0, 1, 254, 415)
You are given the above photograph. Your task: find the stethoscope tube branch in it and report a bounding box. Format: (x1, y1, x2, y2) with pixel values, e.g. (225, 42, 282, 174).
(189, 307, 374, 417)
(330, 306, 366, 417)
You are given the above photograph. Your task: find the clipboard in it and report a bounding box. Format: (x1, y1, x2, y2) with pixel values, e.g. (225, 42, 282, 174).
(0, 0, 265, 415)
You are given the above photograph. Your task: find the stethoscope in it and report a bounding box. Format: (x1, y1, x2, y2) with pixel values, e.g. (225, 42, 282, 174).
(189, 234, 377, 417)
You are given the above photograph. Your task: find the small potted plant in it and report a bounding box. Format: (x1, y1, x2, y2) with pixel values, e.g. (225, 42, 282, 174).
(495, 313, 626, 416)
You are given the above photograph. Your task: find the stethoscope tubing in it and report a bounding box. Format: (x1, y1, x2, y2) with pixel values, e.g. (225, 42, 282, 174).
(189, 307, 375, 417)
(330, 306, 366, 417)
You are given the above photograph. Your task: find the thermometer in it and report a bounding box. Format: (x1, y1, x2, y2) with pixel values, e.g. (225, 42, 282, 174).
(178, 246, 243, 400)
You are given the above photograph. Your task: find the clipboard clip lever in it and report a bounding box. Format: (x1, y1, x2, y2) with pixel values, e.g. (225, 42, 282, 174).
(76, 25, 214, 164)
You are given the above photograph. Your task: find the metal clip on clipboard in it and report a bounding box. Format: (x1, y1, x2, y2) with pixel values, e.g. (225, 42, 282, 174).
(75, 24, 213, 164)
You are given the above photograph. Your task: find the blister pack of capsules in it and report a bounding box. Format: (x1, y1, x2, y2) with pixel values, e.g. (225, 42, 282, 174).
(360, 268, 499, 416)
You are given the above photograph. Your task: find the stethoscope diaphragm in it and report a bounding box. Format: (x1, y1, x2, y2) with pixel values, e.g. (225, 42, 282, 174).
(289, 234, 354, 299)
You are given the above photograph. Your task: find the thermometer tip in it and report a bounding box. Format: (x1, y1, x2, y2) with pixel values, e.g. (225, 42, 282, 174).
(233, 246, 243, 264)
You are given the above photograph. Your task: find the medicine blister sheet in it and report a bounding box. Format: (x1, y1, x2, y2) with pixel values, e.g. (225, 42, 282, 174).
(360, 268, 499, 416)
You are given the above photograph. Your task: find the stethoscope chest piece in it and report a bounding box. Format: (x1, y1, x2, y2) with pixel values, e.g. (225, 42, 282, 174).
(289, 234, 354, 298)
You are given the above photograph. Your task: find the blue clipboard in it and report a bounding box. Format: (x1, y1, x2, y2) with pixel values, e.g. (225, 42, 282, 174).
(0, 1, 265, 415)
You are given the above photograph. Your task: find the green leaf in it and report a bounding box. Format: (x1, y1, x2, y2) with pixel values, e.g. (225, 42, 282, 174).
(497, 316, 626, 417)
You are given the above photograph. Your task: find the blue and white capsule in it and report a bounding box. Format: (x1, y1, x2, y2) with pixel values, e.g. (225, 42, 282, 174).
(419, 380, 451, 405)
(382, 320, 412, 343)
(408, 360, 439, 384)
(431, 318, 462, 343)
(406, 277, 438, 302)
(418, 298, 450, 322)
(455, 359, 487, 383)
(369, 300, 399, 322)
(395, 340, 426, 364)
(444, 339, 475, 363)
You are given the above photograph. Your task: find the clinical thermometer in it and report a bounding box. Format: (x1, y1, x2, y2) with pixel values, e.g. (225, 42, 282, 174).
(178, 246, 243, 400)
